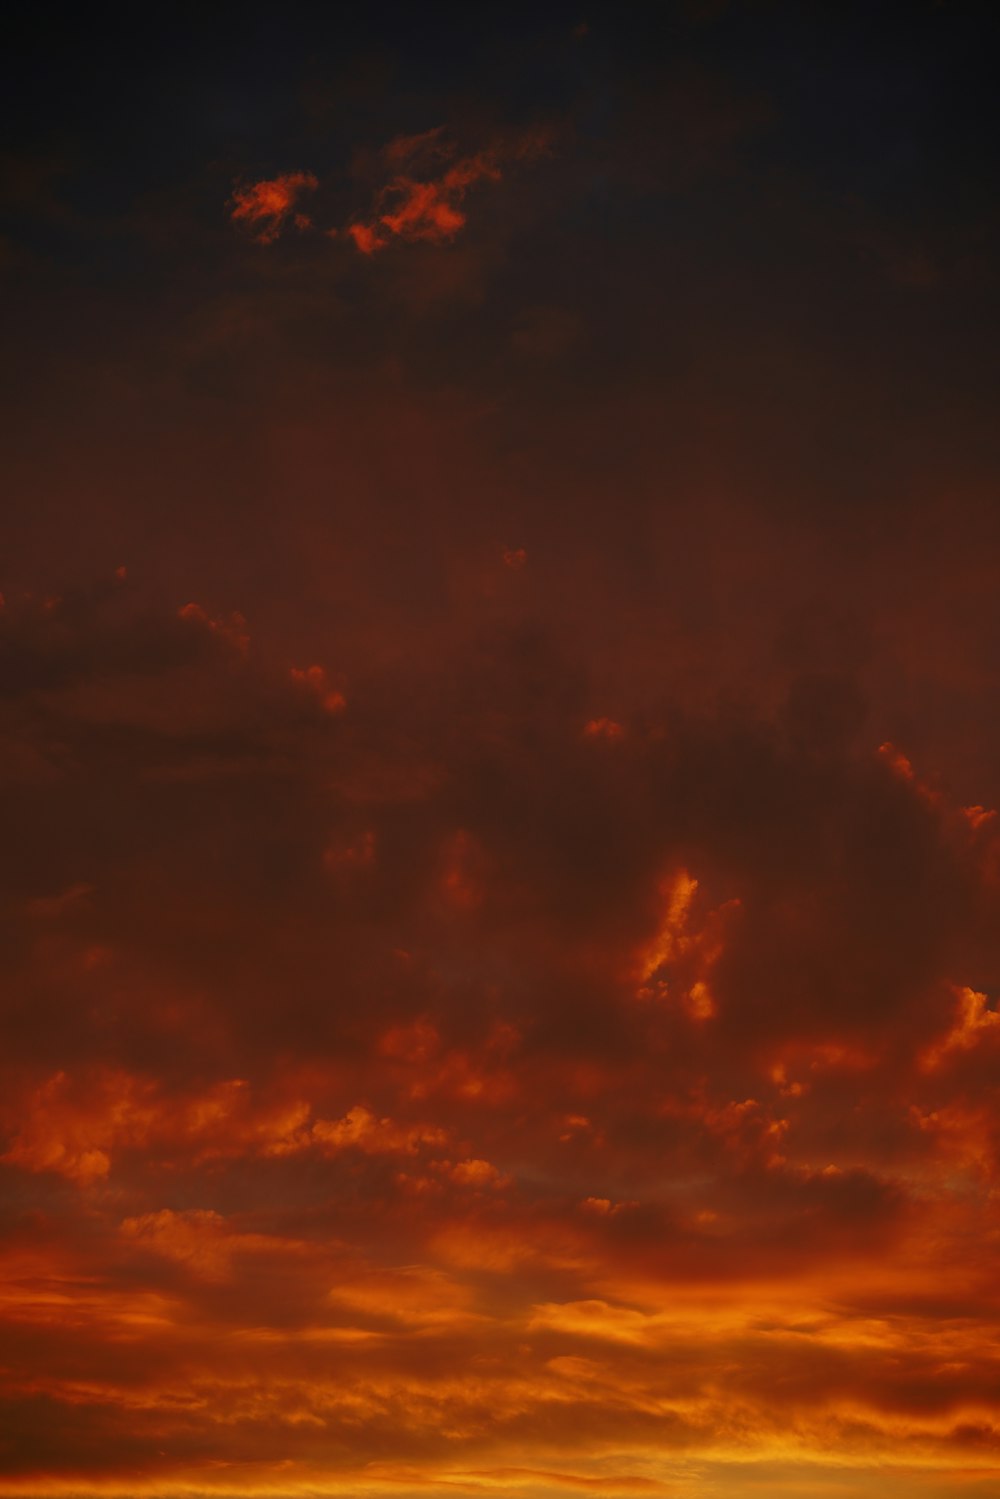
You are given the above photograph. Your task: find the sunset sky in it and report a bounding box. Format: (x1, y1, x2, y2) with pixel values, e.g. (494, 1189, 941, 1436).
(2, 4, 999, 1496)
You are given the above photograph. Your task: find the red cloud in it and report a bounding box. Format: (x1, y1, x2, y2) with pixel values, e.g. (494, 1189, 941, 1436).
(232, 127, 551, 252)
(349, 151, 502, 255)
(178, 599, 250, 652)
(347, 221, 381, 255)
(229, 170, 318, 243)
(583, 716, 624, 740)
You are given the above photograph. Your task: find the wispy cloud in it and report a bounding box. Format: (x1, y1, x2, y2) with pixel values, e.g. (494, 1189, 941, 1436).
(229, 170, 319, 243)
(230, 127, 551, 253)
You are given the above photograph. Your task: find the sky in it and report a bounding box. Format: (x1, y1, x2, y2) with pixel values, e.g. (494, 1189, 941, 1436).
(1, 2, 999, 1495)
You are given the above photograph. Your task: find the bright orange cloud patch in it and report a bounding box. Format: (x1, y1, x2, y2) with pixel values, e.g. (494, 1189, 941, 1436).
(230, 171, 319, 242)
(349, 149, 502, 254)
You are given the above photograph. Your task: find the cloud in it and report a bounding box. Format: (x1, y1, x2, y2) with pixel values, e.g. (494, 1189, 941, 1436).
(349, 150, 503, 254)
(1, 574, 1000, 1491)
(7, 5, 1000, 1489)
(289, 662, 347, 713)
(229, 171, 319, 243)
(231, 127, 550, 255)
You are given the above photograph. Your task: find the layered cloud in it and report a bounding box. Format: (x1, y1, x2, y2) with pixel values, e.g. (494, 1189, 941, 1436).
(0, 570, 999, 1497)
(4, 7, 1000, 1496)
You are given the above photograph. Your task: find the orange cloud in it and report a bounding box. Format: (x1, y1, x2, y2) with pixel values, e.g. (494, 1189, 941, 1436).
(348, 149, 502, 254)
(233, 127, 549, 253)
(0, 1071, 323, 1180)
(632, 869, 738, 1019)
(3, 581, 1000, 1497)
(920, 985, 1000, 1071)
(229, 171, 318, 243)
(446, 1157, 509, 1188)
(347, 220, 382, 254)
(310, 1103, 448, 1156)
